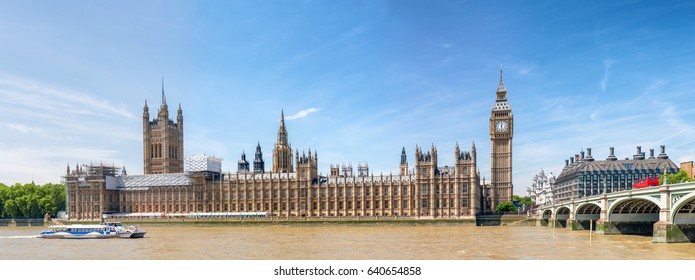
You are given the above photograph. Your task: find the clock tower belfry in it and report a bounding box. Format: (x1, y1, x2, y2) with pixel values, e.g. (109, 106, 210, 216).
(489, 67, 513, 211)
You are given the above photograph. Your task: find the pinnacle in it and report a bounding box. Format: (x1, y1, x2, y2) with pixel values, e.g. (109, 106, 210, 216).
(496, 66, 506, 93)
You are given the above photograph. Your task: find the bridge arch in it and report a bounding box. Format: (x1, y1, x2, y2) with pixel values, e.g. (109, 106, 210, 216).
(555, 207, 570, 228)
(669, 193, 695, 242)
(575, 202, 601, 221)
(607, 197, 660, 236)
(607, 196, 661, 217)
(540, 209, 552, 225)
(542, 209, 552, 220)
(555, 207, 570, 218)
(671, 192, 695, 223)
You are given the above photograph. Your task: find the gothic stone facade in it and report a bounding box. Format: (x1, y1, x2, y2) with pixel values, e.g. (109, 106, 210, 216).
(65, 113, 480, 219)
(65, 74, 513, 220)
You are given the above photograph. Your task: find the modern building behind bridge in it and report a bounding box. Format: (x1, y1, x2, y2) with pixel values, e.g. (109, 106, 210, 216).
(553, 146, 678, 202)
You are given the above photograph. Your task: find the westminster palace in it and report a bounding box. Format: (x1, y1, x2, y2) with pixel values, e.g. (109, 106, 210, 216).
(64, 71, 514, 220)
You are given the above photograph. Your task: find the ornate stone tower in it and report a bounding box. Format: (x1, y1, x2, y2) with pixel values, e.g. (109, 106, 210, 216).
(272, 110, 293, 173)
(489, 67, 513, 209)
(399, 147, 409, 176)
(415, 144, 438, 216)
(415, 145, 437, 179)
(357, 163, 369, 177)
(455, 142, 480, 215)
(253, 142, 265, 174)
(295, 149, 318, 180)
(238, 151, 250, 174)
(143, 80, 184, 174)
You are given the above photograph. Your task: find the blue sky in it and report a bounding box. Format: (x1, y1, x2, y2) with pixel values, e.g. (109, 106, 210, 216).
(1, 1, 694, 196)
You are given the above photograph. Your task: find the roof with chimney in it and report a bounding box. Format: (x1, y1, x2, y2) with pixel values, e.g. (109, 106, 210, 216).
(555, 145, 678, 182)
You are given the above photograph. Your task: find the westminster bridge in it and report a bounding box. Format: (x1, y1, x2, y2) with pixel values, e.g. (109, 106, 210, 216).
(537, 181, 695, 243)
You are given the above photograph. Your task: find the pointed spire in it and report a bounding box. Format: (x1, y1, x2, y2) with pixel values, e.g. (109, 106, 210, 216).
(496, 65, 507, 93)
(161, 77, 166, 105)
(280, 109, 285, 128)
(143, 100, 149, 118)
(276, 110, 289, 146)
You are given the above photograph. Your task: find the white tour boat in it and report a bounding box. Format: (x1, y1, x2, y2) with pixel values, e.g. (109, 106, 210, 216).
(104, 222, 147, 238)
(39, 224, 121, 239)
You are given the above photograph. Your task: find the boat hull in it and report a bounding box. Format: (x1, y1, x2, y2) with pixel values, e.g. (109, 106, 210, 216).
(129, 231, 146, 238)
(118, 230, 146, 238)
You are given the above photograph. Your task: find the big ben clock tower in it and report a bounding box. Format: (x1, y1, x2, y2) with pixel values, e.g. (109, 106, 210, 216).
(490, 67, 513, 210)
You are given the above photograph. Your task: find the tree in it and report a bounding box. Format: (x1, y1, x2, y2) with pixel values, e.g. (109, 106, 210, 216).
(659, 170, 694, 185)
(496, 201, 518, 214)
(45, 183, 66, 213)
(0, 182, 66, 218)
(519, 196, 534, 208)
(0, 183, 6, 218)
(4, 199, 18, 218)
(513, 195, 534, 208)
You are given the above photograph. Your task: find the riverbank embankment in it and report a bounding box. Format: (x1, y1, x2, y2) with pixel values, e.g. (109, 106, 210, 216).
(1, 214, 533, 227)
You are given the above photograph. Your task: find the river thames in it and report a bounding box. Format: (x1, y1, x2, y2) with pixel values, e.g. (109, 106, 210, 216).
(1, 224, 695, 260)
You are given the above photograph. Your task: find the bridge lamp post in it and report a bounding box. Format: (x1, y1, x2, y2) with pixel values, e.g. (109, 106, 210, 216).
(589, 217, 593, 243)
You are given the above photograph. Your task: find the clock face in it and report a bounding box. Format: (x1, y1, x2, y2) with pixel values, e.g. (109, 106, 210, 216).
(495, 120, 508, 132)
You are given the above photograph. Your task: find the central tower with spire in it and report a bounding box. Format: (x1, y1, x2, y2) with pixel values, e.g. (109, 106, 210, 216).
(272, 110, 293, 173)
(489, 66, 514, 211)
(143, 78, 184, 174)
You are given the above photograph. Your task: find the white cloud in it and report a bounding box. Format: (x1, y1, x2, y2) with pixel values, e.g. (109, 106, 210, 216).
(0, 146, 123, 184)
(0, 73, 140, 184)
(518, 66, 534, 75)
(590, 109, 600, 122)
(653, 105, 695, 147)
(0, 74, 135, 120)
(286, 108, 322, 120)
(441, 43, 454, 49)
(600, 59, 614, 92)
(7, 123, 41, 134)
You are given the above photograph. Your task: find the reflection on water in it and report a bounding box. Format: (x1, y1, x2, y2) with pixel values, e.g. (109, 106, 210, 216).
(1, 225, 694, 260)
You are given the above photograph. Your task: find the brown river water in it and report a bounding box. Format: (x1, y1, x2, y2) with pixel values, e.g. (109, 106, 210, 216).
(1, 224, 694, 260)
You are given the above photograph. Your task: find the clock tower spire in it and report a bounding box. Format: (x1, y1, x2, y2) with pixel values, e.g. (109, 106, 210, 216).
(496, 66, 507, 101)
(489, 66, 513, 211)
